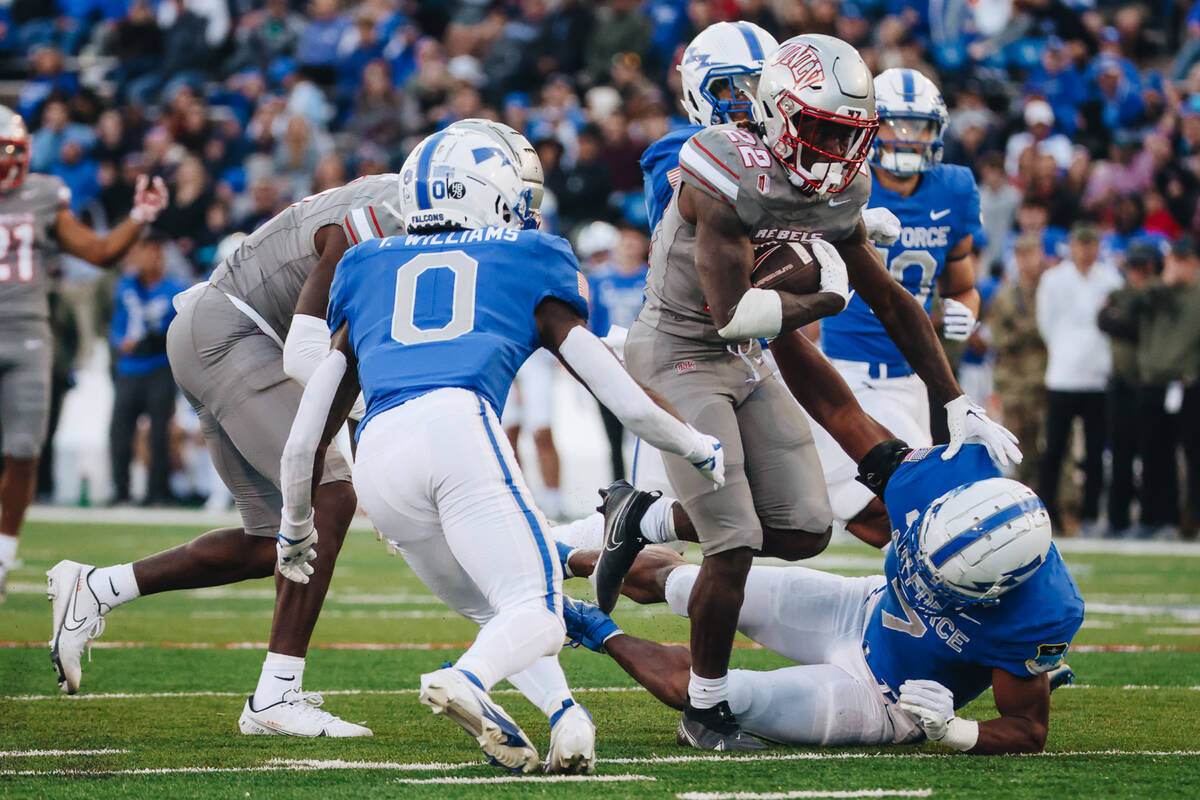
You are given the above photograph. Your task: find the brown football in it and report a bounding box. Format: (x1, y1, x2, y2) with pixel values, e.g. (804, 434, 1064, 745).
(750, 241, 822, 295)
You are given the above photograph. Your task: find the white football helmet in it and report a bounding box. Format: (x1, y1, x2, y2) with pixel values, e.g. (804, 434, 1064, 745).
(894, 477, 1052, 616)
(399, 128, 537, 233)
(0, 105, 30, 193)
(446, 118, 544, 209)
(870, 68, 949, 176)
(751, 34, 878, 194)
(678, 21, 779, 126)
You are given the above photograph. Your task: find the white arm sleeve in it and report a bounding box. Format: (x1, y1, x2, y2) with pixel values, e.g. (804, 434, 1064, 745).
(280, 351, 347, 527)
(283, 314, 332, 386)
(285, 313, 367, 421)
(557, 326, 709, 460)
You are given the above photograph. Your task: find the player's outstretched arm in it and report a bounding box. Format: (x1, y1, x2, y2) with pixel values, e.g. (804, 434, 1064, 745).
(535, 297, 725, 487)
(681, 184, 845, 339)
(899, 671, 1049, 755)
(56, 175, 168, 266)
(768, 330, 894, 462)
(277, 325, 361, 583)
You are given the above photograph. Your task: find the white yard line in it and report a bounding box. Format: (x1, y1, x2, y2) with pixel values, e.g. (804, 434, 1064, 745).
(3, 686, 646, 702)
(1086, 602, 1200, 621)
(0, 749, 129, 757)
(677, 791, 932, 800)
(393, 775, 656, 785)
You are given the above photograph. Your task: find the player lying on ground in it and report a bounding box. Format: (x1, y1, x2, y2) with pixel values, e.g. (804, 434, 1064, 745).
(560, 442, 1084, 754)
(0, 104, 168, 600)
(275, 127, 724, 773)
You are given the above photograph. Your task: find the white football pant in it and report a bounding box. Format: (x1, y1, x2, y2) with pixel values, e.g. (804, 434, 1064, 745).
(354, 388, 567, 695)
(664, 563, 921, 746)
(808, 359, 933, 522)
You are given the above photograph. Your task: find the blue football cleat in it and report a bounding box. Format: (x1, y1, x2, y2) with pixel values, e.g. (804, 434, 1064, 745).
(562, 596, 622, 653)
(1048, 663, 1075, 692)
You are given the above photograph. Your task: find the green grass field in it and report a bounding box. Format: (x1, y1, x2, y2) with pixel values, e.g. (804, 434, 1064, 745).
(2, 517, 1199, 799)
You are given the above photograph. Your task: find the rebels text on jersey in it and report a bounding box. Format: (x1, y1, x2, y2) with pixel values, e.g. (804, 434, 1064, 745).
(640, 124, 701, 234)
(822, 164, 983, 365)
(862, 444, 1085, 709)
(640, 123, 868, 344)
(328, 228, 589, 438)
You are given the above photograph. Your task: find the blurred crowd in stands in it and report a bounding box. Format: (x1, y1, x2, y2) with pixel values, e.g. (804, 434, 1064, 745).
(7, 0, 1199, 537)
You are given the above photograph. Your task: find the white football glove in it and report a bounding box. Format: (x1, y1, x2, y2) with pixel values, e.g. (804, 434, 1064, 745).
(943, 394, 1022, 466)
(277, 512, 318, 584)
(899, 679, 978, 751)
(685, 430, 725, 489)
(130, 174, 169, 224)
(862, 206, 901, 246)
(941, 297, 978, 342)
(810, 238, 850, 310)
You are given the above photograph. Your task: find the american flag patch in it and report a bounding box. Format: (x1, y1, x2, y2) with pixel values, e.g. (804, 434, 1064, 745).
(903, 447, 935, 462)
(577, 272, 590, 302)
(667, 167, 681, 189)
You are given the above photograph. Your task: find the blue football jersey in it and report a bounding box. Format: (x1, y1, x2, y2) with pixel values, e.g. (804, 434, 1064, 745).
(822, 164, 984, 366)
(587, 264, 648, 337)
(862, 444, 1085, 708)
(640, 125, 702, 233)
(328, 228, 589, 437)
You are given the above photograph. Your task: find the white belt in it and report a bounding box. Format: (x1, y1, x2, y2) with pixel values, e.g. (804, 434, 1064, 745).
(222, 291, 285, 350)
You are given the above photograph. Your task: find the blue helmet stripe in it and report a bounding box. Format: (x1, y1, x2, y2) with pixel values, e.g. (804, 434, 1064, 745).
(928, 496, 1046, 568)
(416, 130, 448, 210)
(901, 69, 915, 98)
(736, 22, 764, 62)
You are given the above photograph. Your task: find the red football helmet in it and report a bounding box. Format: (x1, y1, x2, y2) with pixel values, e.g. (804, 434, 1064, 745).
(0, 106, 30, 193)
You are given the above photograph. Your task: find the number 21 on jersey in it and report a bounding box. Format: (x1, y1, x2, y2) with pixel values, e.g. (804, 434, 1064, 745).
(391, 250, 478, 345)
(0, 219, 36, 282)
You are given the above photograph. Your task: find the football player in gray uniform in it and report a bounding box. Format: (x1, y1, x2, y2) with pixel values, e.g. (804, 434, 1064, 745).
(616, 35, 1019, 750)
(0, 105, 167, 601)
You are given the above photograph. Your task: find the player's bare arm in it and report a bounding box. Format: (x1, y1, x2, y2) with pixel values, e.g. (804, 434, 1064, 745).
(974, 669, 1051, 754)
(938, 235, 980, 316)
(534, 296, 725, 486)
(838, 220, 962, 403)
(55, 175, 168, 266)
(679, 183, 844, 336)
(293, 224, 353, 320)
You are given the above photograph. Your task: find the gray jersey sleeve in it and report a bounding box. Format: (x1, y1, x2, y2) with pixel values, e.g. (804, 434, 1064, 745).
(676, 126, 746, 208)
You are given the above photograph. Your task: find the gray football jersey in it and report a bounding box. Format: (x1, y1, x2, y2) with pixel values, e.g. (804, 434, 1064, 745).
(209, 174, 404, 340)
(0, 174, 70, 323)
(641, 123, 870, 343)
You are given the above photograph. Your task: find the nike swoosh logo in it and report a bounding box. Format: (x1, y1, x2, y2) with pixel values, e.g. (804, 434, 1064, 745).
(109, 577, 120, 597)
(275, 675, 296, 682)
(828, 197, 854, 207)
(930, 209, 951, 220)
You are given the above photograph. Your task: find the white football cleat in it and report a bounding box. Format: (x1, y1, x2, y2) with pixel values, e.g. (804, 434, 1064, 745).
(238, 693, 373, 737)
(419, 667, 540, 773)
(47, 560, 106, 694)
(544, 699, 595, 774)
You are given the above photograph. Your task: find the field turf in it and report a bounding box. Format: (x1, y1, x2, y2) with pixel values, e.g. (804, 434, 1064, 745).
(2, 517, 1199, 799)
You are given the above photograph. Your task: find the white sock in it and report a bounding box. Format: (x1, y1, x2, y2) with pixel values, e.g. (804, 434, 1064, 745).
(507, 655, 573, 719)
(0, 533, 17, 569)
(90, 564, 140, 611)
(688, 670, 728, 709)
(640, 497, 678, 544)
(252, 652, 306, 708)
(550, 513, 604, 552)
(541, 488, 563, 520)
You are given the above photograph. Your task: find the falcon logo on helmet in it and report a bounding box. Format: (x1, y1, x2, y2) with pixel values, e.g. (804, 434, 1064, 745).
(678, 21, 779, 127)
(0, 106, 30, 193)
(752, 34, 879, 195)
(870, 68, 949, 176)
(893, 477, 1053, 617)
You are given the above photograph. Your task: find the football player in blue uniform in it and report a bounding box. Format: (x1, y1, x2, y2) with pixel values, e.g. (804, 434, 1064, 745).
(559, 437, 1084, 754)
(640, 21, 777, 233)
(275, 127, 725, 773)
(815, 68, 1001, 549)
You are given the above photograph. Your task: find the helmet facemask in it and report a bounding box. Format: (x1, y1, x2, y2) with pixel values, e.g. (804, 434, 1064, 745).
(697, 67, 761, 125)
(0, 139, 29, 193)
(871, 115, 944, 176)
(770, 94, 877, 194)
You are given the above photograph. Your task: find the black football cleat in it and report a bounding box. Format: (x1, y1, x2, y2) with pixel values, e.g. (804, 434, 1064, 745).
(676, 701, 768, 751)
(590, 480, 660, 614)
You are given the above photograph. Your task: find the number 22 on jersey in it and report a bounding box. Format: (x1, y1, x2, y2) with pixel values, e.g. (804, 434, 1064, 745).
(390, 250, 479, 345)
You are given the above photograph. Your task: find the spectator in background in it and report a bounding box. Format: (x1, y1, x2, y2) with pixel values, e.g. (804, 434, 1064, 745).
(990, 234, 1047, 487)
(226, 0, 305, 75)
(1129, 239, 1200, 538)
(583, 221, 648, 481)
(1097, 242, 1161, 537)
(1036, 222, 1124, 534)
(30, 98, 94, 173)
(17, 46, 80, 122)
(273, 115, 330, 202)
(347, 59, 417, 152)
(558, 124, 613, 231)
(106, 0, 164, 96)
(108, 233, 188, 506)
(979, 152, 1020, 271)
(128, 0, 213, 107)
(49, 142, 99, 213)
(1099, 193, 1170, 268)
(1003, 196, 1068, 276)
(297, 0, 350, 75)
(1005, 99, 1073, 177)
(585, 0, 650, 82)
